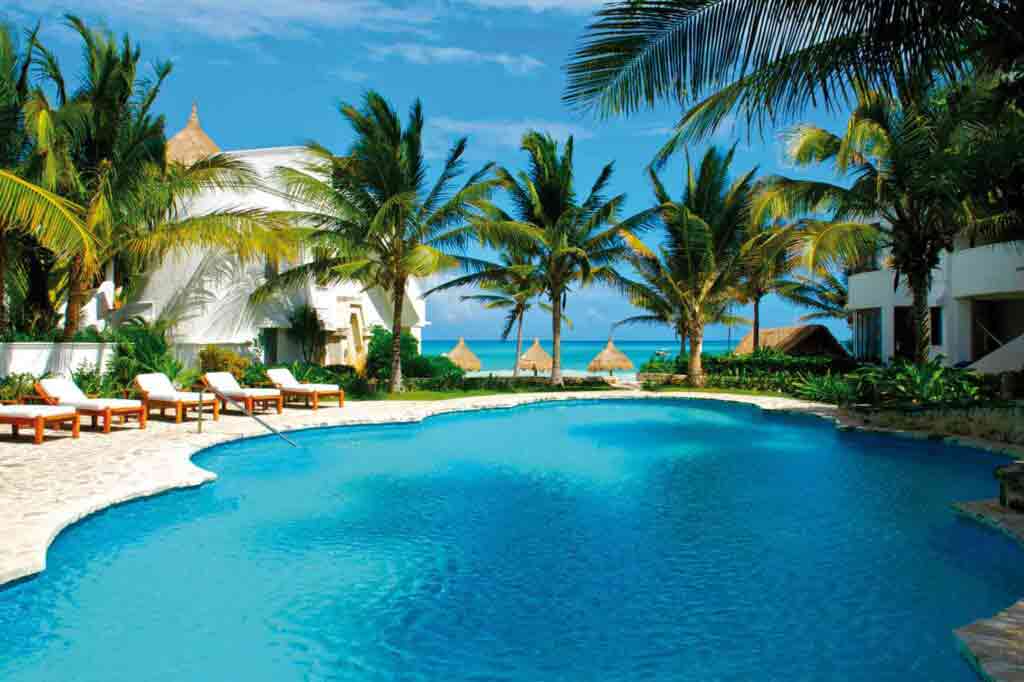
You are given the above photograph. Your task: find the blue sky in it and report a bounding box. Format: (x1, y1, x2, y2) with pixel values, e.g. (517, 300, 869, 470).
(3, 0, 851, 343)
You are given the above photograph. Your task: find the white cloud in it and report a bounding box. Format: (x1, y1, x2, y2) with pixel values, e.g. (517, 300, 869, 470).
(429, 117, 593, 150)
(370, 43, 543, 76)
(329, 67, 370, 83)
(7, 0, 438, 41)
(457, 0, 601, 11)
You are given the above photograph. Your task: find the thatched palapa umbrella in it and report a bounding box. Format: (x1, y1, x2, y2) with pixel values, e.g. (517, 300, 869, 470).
(588, 339, 634, 376)
(445, 337, 481, 372)
(518, 338, 552, 376)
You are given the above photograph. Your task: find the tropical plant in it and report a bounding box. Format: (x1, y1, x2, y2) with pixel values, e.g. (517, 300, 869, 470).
(285, 304, 327, 365)
(736, 217, 798, 350)
(792, 373, 858, 406)
(774, 268, 851, 323)
(630, 145, 756, 386)
(251, 91, 500, 392)
(562, 0, 1019, 139)
(487, 131, 655, 385)
(426, 250, 568, 377)
(0, 372, 38, 401)
(614, 226, 746, 359)
(364, 326, 421, 382)
(753, 84, 973, 363)
(198, 344, 252, 381)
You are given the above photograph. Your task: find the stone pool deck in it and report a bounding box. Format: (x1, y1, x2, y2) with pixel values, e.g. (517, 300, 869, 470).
(1, 389, 1022, 680)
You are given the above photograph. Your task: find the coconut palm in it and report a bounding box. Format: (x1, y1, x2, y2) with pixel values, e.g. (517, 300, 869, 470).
(753, 84, 969, 363)
(736, 217, 799, 350)
(775, 268, 851, 323)
(563, 0, 1019, 138)
(640, 146, 756, 386)
(251, 92, 500, 392)
(613, 232, 745, 359)
(426, 251, 555, 378)
(0, 22, 93, 335)
(487, 132, 656, 385)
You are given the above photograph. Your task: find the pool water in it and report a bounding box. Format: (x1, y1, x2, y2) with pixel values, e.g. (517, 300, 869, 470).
(1, 400, 1020, 681)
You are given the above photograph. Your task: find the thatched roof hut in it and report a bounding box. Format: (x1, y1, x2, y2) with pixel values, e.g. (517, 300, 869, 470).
(587, 339, 634, 375)
(519, 338, 553, 374)
(167, 103, 220, 166)
(734, 325, 848, 357)
(445, 337, 481, 371)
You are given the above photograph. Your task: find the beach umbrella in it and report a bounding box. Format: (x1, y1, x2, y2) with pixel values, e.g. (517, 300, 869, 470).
(445, 337, 481, 372)
(518, 338, 553, 376)
(587, 339, 634, 376)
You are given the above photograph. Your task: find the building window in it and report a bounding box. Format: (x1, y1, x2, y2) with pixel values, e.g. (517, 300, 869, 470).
(930, 307, 943, 346)
(262, 329, 278, 365)
(854, 309, 881, 361)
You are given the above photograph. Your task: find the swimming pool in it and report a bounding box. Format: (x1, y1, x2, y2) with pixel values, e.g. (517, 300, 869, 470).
(1, 399, 1019, 680)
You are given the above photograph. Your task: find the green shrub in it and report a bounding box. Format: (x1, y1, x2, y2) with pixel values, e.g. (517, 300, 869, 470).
(849, 358, 991, 408)
(365, 327, 420, 380)
(198, 345, 251, 381)
(105, 318, 187, 390)
(0, 373, 40, 401)
(792, 374, 859, 405)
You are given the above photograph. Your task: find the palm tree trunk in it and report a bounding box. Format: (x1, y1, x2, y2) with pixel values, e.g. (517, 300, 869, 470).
(907, 270, 932, 364)
(513, 311, 525, 378)
(687, 319, 705, 387)
(388, 279, 405, 393)
(0, 229, 7, 337)
(62, 255, 86, 341)
(24, 245, 57, 334)
(551, 290, 563, 386)
(752, 295, 761, 350)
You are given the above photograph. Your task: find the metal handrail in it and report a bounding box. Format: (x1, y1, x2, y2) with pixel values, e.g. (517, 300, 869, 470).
(977, 320, 1005, 350)
(197, 384, 298, 448)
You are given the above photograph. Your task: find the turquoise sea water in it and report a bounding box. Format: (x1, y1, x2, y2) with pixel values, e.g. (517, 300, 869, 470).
(421, 338, 735, 373)
(1, 399, 1020, 681)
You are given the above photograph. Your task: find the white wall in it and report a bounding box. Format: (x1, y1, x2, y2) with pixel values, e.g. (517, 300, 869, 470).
(0, 343, 117, 378)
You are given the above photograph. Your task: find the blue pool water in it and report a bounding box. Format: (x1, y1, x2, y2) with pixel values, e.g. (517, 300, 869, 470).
(1, 400, 1020, 681)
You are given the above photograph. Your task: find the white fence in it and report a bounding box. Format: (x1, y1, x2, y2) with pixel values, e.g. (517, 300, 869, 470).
(0, 343, 117, 378)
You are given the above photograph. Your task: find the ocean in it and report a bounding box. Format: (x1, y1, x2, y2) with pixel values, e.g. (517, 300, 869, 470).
(421, 338, 736, 376)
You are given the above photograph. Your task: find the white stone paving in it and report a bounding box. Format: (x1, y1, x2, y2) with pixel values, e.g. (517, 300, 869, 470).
(0, 391, 830, 586)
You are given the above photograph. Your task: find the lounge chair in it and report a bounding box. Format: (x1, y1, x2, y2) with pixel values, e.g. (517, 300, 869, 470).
(266, 368, 344, 410)
(36, 377, 147, 433)
(0, 404, 80, 444)
(201, 372, 283, 415)
(134, 372, 220, 423)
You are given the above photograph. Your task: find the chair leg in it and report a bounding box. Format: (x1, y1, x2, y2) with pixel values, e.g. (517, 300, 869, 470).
(71, 414, 80, 439)
(139, 407, 148, 429)
(91, 414, 98, 429)
(103, 408, 112, 434)
(34, 416, 44, 445)
(12, 424, 19, 438)
(175, 403, 183, 423)
(213, 400, 220, 421)
(312, 393, 319, 411)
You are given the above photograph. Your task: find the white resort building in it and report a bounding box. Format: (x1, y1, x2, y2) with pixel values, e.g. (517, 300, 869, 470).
(847, 237, 1024, 373)
(82, 105, 429, 367)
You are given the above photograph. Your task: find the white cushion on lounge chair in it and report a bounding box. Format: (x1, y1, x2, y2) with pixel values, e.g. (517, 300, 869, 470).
(204, 372, 280, 398)
(0, 405, 76, 419)
(136, 373, 177, 396)
(148, 391, 207, 403)
(266, 369, 338, 393)
(39, 378, 141, 410)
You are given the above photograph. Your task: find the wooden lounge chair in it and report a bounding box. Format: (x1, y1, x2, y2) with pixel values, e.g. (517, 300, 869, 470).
(36, 377, 147, 433)
(201, 372, 283, 415)
(266, 368, 344, 410)
(0, 404, 80, 444)
(134, 372, 220, 423)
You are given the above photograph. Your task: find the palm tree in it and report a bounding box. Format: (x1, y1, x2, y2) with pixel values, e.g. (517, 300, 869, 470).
(753, 84, 967, 363)
(426, 250, 553, 377)
(639, 146, 756, 386)
(25, 16, 170, 340)
(736, 217, 798, 350)
(563, 0, 1018, 139)
(251, 92, 499, 392)
(0, 22, 92, 335)
(775, 268, 851, 323)
(613, 231, 745, 359)
(488, 132, 655, 385)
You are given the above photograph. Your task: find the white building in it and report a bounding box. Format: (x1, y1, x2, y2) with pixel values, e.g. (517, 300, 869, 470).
(847, 236, 1024, 373)
(84, 105, 428, 367)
